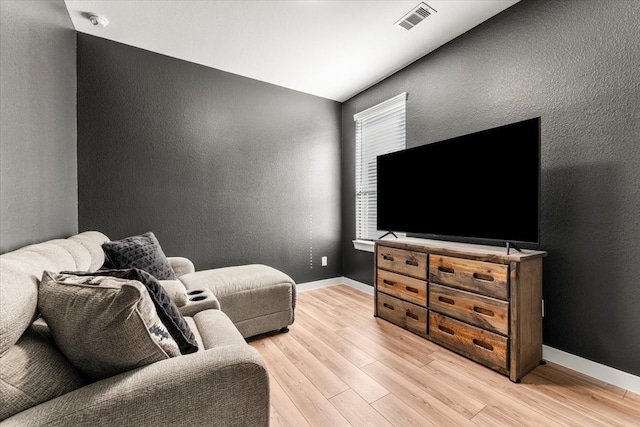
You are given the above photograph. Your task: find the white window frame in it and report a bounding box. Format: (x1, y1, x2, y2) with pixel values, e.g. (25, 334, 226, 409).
(353, 93, 407, 251)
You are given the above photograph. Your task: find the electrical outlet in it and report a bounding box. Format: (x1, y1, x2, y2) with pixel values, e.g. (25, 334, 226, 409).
(321, 256, 327, 266)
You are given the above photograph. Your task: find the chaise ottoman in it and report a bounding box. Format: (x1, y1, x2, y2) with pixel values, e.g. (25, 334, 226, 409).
(178, 264, 297, 338)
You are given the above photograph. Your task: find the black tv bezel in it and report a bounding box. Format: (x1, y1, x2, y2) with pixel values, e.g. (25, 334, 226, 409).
(376, 117, 541, 247)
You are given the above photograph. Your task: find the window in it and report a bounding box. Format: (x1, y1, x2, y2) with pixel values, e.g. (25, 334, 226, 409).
(354, 93, 407, 243)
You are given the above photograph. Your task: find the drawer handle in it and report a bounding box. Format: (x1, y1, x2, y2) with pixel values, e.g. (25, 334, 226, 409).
(406, 311, 419, 320)
(438, 266, 455, 274)
(474, 306, 494, 317)
(383, 279, 395, 286)
(383, 303, 395, 311)
(473, 272, 495, 282)
(406, 286, 419, 294)
(438, 296, 455, 305)
(406, 259, 419, 267)
(438, 325, 455, 335)
(383, 254, 394, 261)
(473, 339, 494, 352)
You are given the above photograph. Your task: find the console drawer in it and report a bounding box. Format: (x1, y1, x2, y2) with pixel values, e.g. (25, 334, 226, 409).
(429, 255, 509, 300)
(429, 283, 509, 335)
(429, 311, 508, 371)
(377, 246, 427, 280)
(377, 292, 428, 337)
(377, 269, 427, 306)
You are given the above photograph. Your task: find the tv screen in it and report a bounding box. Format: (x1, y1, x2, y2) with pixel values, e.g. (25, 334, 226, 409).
(377, 117, 540, 245)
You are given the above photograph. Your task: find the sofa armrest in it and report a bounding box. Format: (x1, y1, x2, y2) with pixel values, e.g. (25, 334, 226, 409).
(2, 345, 269, 427)
(179, 288, 221, 316)
(158, 279, 188, 306)
(167, 256, 195, 277)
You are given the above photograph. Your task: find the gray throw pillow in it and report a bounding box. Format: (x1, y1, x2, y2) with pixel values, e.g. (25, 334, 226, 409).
(66, 268, 199, 355)
(102, 232, 176, 280)
(38, 271, 181, 381)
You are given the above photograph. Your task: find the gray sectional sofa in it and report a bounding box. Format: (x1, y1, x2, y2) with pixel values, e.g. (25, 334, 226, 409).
(0, 231, 297, 426)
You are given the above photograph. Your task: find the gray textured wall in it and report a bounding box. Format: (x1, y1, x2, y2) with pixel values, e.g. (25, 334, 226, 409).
(77, 35, 342, 283)
(342, 0, 640, 376)
(0, 0, 77, 253)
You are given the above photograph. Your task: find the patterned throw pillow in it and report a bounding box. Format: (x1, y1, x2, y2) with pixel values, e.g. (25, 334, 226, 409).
(102, 232, 176, 280)
(67, 268, 199, 355)
(38, 271, 181, 381)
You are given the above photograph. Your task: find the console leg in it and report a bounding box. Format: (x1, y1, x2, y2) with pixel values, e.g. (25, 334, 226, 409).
(540, 360, 547, 365)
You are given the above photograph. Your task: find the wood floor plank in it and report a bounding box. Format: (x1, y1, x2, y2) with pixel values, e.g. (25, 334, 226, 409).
(253, 285, 638, 427)
(298, 291, 369, 330)
(250, 338, 351, 427)
(296, 292, 359, 331)
(271, 331, 350, 399)
(624, 390, 640, 403)
(425, 358, 576, 427)
(431, 349, 605, 427)
(370, 393, 439, 427)
(526, 363, 640, 426)
(351, 315, 439, 365)
(329, 389, 394, 427)
(322, 284, 374, 312)
(294, 309, 377, 367)
(470, 405, 555, 427)
(266, 373, 312, 427)
(372, 348, 486, 419)
(308, 285, 373, 317)
(362, 361, 478, 426)
(336, 325, 430, 368)
(287, 320, 389, 403)
(535, 359, 628, 396)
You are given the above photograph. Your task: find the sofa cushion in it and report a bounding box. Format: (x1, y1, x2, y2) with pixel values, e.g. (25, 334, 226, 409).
(184, 317, 204, 351)
(46, 238, 94, 271)
(179, 264, 296, 338)
(0, 231, 110, 356)
(193, 309, 246, 350)
(38, 271, 180, 381)
(158, 279, 188, 306)
(18, 242, 77, 272)
(166, 256, 196, 278)
(0, 259, 39, 355)
(68, 231, 110, 271)
(67, 269, 198, 355)
(0, 320, 88, 421)
(102, 232, 176, 280)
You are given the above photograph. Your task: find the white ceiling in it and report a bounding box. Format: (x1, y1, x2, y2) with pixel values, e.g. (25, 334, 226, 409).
(64, 0, 519, 102)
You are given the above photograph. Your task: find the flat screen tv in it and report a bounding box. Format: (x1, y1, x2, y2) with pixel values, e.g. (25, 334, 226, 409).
(376, 117, 540, 247)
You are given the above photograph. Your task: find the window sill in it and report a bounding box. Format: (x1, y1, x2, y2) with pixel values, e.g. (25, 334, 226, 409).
(352, 239, 375, 253)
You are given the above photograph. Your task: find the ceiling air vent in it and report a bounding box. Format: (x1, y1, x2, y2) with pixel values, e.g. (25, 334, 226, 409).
(394, 2, 437, 30)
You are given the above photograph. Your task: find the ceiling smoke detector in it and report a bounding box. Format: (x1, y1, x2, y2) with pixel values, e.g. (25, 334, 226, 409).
(88, 13, 109, 28)
(394, 2, 437, 30)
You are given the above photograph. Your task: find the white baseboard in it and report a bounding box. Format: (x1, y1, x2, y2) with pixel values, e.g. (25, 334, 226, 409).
(296, 277, 346, 292)
(543, 345, 640, 394)
(296, 276, 640, 395)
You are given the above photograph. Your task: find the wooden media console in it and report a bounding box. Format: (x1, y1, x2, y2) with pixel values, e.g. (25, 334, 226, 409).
(374, 237, 547, 382)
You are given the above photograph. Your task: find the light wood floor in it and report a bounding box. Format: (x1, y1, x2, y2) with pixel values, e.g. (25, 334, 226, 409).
(248, 284, 640, 427)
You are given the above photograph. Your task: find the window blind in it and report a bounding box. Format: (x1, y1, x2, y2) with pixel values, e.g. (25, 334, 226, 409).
(354, 93, 407, 240)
